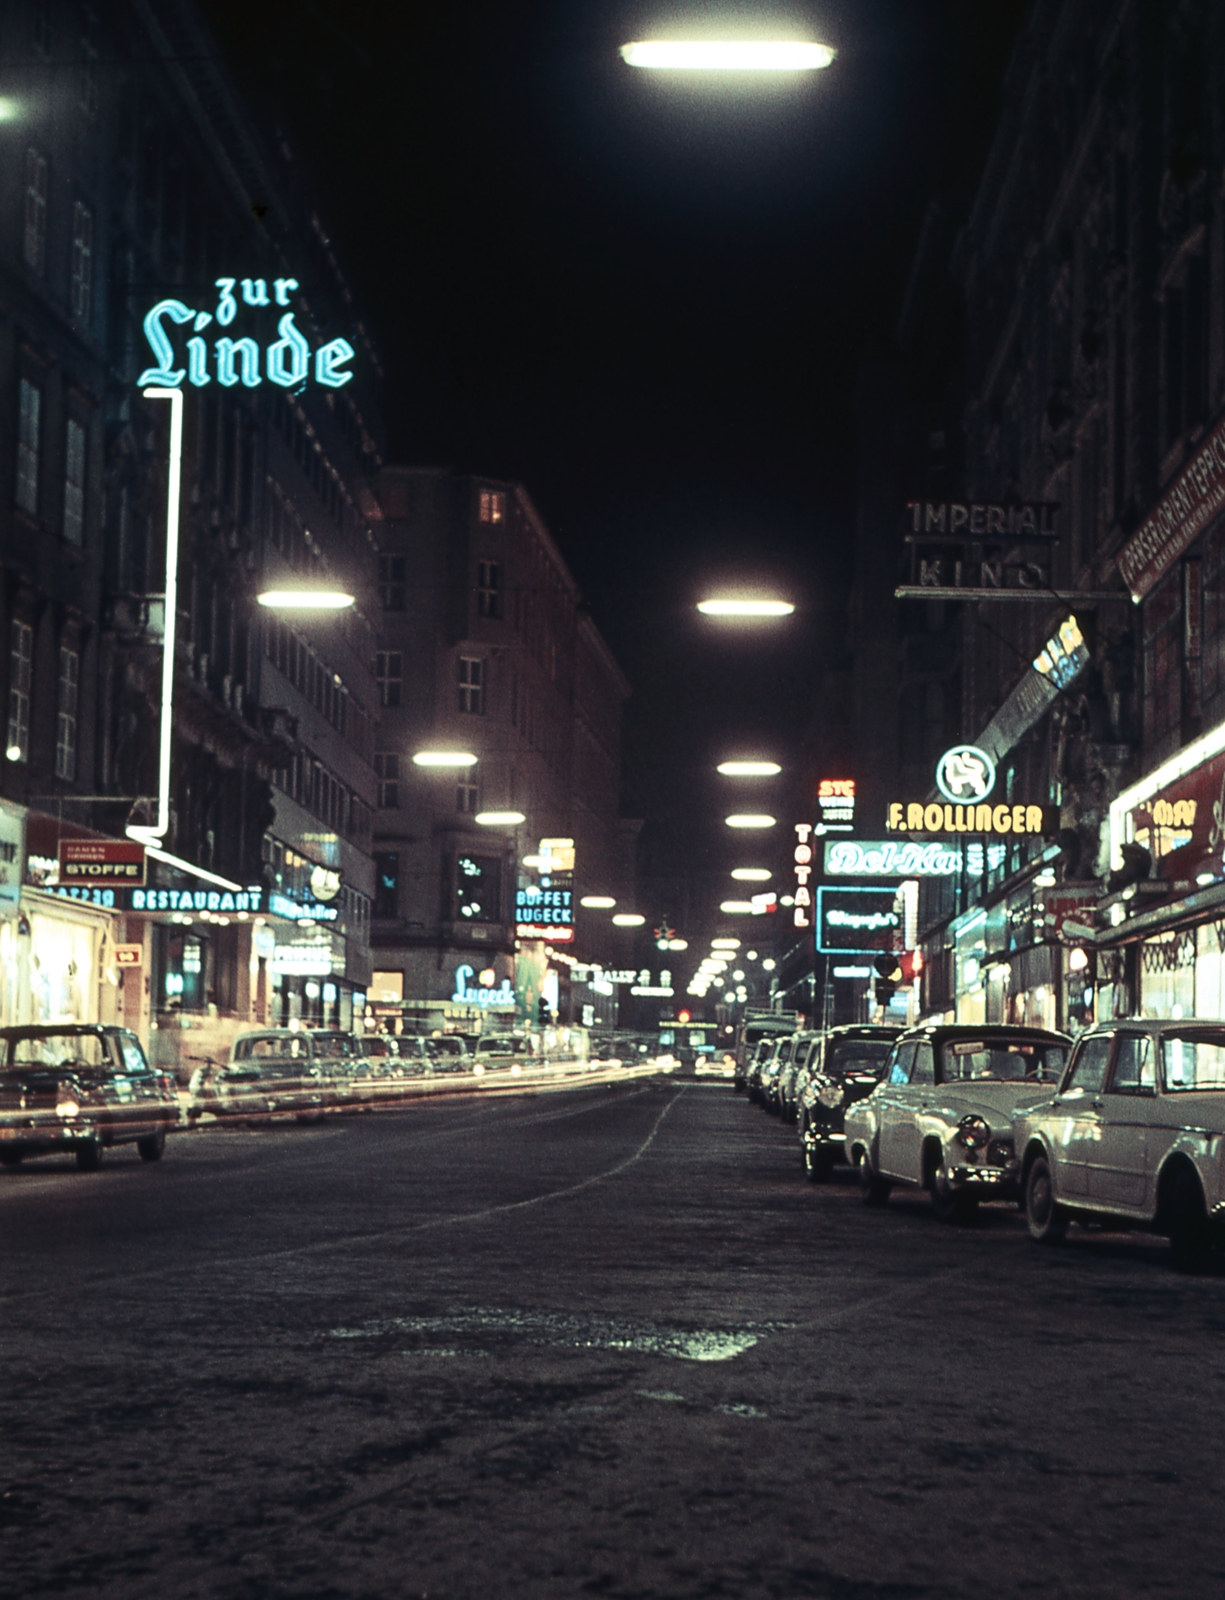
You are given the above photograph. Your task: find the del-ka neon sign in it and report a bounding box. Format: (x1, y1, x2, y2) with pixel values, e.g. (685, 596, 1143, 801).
(137, 277, 355, 390)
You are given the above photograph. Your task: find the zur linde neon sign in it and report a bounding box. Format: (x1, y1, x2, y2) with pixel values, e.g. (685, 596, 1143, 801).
(137, 277, 354, 391)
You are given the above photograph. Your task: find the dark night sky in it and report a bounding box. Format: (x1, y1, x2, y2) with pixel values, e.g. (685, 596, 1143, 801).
(202, 0, 1028, 891)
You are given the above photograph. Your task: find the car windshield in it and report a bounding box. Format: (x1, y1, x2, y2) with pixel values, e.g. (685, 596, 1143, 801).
(428, 1037, 466, 1056)
(1162, 1033, 1225, 1091)
(826, 1041, 893, 1079)
(940, 1039, 1066, 1083)
(312, 1035, 354, 1059)
(9, 1033, 108, 1070)
(235, 1035, 305, 1060)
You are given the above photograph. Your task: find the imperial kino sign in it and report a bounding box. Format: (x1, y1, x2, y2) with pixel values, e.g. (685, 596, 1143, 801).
(138, 277, 355, 390)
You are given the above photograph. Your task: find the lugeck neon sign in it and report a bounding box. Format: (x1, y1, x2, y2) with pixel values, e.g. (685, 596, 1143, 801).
(137, 277, 355, 390)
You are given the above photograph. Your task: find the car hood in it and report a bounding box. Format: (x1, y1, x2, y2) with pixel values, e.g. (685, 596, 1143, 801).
(934, 1080, 1054, 1126)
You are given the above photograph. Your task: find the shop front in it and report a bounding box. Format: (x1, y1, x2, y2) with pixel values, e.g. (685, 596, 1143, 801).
(366, 949, 518, 1037)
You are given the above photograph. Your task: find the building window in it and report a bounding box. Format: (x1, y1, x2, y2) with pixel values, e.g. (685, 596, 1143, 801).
(23, 149, 47, 274)
(378, 553, 406, 610)
(477, 560, 503, 619)
(7, 621, 33, 763)
(374, 852, 399, 918)
(55, 646, 79, 781)
(79, 16, 99, 117)
(458, 656, 484, 714)
(374, 751, 399, 809)
(457, 766, 480, 814)
(455, 853, 501, 922)
(63, 418, 86, 546)
(375, 651, 402, 708)
(478, 489, 506, 524)
(71, 203, 93, 322)
(15, 379, 40, 516)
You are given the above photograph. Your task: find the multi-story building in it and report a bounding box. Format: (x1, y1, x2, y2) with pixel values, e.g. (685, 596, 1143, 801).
(0, 0, 382, 1065)
(369, 467, 634, 1031)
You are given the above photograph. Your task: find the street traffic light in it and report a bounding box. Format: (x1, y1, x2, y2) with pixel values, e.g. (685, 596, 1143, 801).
(537, 995, 551, 1025)
(873, 953, 902, 1008)
(676, 1009, 692, 1024)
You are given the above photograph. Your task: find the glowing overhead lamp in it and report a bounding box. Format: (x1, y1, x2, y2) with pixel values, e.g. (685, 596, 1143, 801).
(621, 41, 834, 71)
(580, 895, 617, 909)
(711, 938, 741, 950)
(717, 761, 781, 776)
(475, 811, 526, 826)
(257, 589, 354, 609)
(698, 599, 794, 617)
(731, 868, 771, 881)
(413, 750, 478, 767)
(726, 814, 776, 829)
(612, 913, 645, 927)
(720, 900, 754, 914)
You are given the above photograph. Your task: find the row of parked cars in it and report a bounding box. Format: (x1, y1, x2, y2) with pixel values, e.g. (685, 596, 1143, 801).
(738, 1015, 1225, 1267)
(0, 1023, 552, 1172)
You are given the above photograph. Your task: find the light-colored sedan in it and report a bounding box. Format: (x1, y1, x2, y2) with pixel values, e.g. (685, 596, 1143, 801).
(1015, 1020, 1225, 1267)
(844, 1025, 1072, 1223)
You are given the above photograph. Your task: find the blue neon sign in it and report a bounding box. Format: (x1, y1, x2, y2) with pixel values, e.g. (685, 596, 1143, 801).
(137, 277, 355, 391)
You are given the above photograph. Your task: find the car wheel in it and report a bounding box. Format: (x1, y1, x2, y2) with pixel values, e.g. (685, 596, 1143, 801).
(931, 1169, 978, 1225)
(137, 1131, 166, 1163)
(805, 1142, 834, 1184)
(75, 1135, 103, 1172)
(1165, 1167, 1212, 1272)
(1025, 1154, 1068, 1244)
(858, 1149, 891, 1207)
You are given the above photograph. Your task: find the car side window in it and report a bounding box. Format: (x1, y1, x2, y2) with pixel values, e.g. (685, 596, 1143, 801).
(910, 1043, 935, 1084)
(119, 1034, 149, 1075)
(889, 1042, 917, 1085)
(1109, 1034, 1155, 1094)
(1067, 1035, 1112, 1094)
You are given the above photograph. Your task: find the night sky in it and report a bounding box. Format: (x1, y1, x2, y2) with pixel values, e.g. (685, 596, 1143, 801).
(202, 0, 1028, 894)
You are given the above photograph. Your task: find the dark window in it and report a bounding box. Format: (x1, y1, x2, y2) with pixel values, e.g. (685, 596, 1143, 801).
(16, 378, 40, 515)
(457, 767, 480, 814)
(71, 202, 93, 322)
(378, 554, 405, 610)
(477, 561, 503, 619)
(458, 656, 484, 714)
(374, 852, 399, 918)
(376, 652, 402, 708)
(374, 751, 399, 809)
(910, 1043, 935, 1084)
(63, 418, 86, 545)
(23, 148, 47, 273)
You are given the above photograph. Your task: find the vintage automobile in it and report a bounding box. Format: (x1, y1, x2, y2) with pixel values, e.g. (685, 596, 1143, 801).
(1015, 1020, 1225, 1266)
(188, 1028, 354, 1120)
(472, 1034, 535, 1075)
(775, 1030, 822, 1122)
(743, 1037, 778, 1102)
(844, 1024, 1071, 1222)
(796, 1025, 904, 1178)
(756, 1034, 798, 1111)
(0, 1024, 178, 1170)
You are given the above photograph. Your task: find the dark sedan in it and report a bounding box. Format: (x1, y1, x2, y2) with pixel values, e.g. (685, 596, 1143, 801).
(797, 1025, 905, 1181)
(0, 1024, 178, 1170)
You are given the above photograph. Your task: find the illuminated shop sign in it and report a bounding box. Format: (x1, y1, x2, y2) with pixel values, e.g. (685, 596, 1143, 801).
(515, 884, 574, 943)
(538, 837, 576, 873)
(1117, 410, 1225, 600)
(935, 745, 995, 803)
(0, 803, 23, 915)
(793, 824, 814, 929)
(269, 891, 340, 924)
(452, 964, 516, 1007)
(128, 887, 266, 913)
(1112, 740, 1225, 885)
(816, 779, 855, 834)
(907, 500, 1060, 539)
(272, 933, 343, 977)
(1032, 616, 1089, 690)
(137, 277, 355, 390)
(816, 887, 901, 956)
(58, 838, 146, 887)
(825, 840, 962, 877)
(886, 801, 1058, 837)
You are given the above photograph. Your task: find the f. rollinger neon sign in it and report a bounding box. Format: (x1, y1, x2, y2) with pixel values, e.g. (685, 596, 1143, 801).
(137, 277, 355, 390)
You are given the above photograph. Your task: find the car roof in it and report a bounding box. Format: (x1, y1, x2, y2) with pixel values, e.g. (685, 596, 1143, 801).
(897, 1023, 1073, 1045)
(824, 1025, 904, 1038)
(0, 1023, 119, 1038)
(1077, 1018, 1225, 1035)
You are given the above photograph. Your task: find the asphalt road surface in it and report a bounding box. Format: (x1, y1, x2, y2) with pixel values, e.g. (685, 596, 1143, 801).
(3, 1077, 1223, 1600)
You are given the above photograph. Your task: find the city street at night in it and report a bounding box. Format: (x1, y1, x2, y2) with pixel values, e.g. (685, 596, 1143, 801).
(3, 1081, 1223, 1600)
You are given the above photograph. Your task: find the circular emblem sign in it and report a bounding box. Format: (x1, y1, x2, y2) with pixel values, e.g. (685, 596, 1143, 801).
(935, 745, 996, 804)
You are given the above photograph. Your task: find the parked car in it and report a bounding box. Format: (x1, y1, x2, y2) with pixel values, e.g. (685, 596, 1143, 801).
(188, 1028, 354, 1120)
(744, 1037, 778, 1103)
(734, 1013, 800, 1093)
(775, 1030, 820, 1122)
(762, 1033, 804, 1114)
(0, 1024, 178, 1170)
(473, 1034, 535, 1074)
(1015, 1020, 1225, 1267)
(796, 1025, 904, 1178)
(845, 1024, 1072, 1222)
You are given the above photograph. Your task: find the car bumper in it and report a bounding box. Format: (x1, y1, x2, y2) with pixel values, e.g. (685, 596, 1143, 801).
(947, 1162, 1018, 1194)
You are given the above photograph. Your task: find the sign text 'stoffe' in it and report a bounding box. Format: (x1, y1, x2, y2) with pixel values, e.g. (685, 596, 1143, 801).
(58, 839, 146, 886)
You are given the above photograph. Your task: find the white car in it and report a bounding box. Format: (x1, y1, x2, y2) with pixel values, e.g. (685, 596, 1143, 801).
(844, 1025, 1072, 1222)
(1015, 1020, 1225, 1267)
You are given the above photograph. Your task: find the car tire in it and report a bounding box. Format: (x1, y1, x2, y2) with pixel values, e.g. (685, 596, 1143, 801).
(931, 1170, 978, 1225)
(858, 1149, 891, 1207)
(1025, 1154, 1068, 1244)
(1165, 1167, 1212, 1272)
(805, 1142, 834, 1184)
(75, 1135, 103, 1172)
(137, 1131, 165, 1162)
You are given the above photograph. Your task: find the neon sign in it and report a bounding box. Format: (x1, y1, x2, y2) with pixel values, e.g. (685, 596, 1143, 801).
(137, 278, 355, 391)
(452, 964, 515, 1007)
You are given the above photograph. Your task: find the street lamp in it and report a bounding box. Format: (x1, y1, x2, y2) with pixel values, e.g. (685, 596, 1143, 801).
(257, 590, 354, 609)
(720, 900, 754, 914)
(730, 867, 771, 881)
(725, 814, 776, 828)
(621, 41, 835, 71)
(717, 760, 781, 775)
(413, 751, 478, 767)
(612, 913, 645, 927)
(580, 895, 617, 908)
(475, 811, 526, 826)
(698, 598, 794, 617)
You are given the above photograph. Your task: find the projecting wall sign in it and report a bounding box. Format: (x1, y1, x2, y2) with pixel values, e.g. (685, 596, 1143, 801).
(824, 840, 962, 878)
(886, 801, 1059, 837)
(137, 277, 355, 390)
(816, 887, 901, 956)
(935, 745, 996, 804)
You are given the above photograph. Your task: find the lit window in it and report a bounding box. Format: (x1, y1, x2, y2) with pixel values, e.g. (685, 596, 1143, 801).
(378, 553, 405, 610)
(15, 379, 40, 516)
(457, 766, 480, 814)
(71, 203, 93, 322)
(478, 489, 505, 524)
(374, 852, 399, 918)
(374, 751, 399, 809)
(56, 646, 79, 781)
(477, 560, 503, 619)
(63, 419, 85, 546)
(458, 656, 484, 714)
(7, 621, 33, 763)
(375, 651, 402, 708)
(23, 149, 47, 274)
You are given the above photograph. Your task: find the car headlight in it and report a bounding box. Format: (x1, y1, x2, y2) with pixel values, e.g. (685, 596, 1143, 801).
(955, 1114, 990, 1149)
(56, 1098, 80, 1120)
(817, 1083, 844, 1109)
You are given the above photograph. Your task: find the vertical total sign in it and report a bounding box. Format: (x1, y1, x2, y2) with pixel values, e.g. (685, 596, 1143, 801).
(794, 824, 813, 928)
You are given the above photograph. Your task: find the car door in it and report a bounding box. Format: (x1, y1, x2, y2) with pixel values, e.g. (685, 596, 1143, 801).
(879, 1041, 922, 1178)
(1049, 1033, 1113, 1198)
(1092, 1032, 1155, 1211)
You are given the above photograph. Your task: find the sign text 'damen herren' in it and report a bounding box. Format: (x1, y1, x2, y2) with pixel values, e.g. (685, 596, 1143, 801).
(887, 802, 1059, 836)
